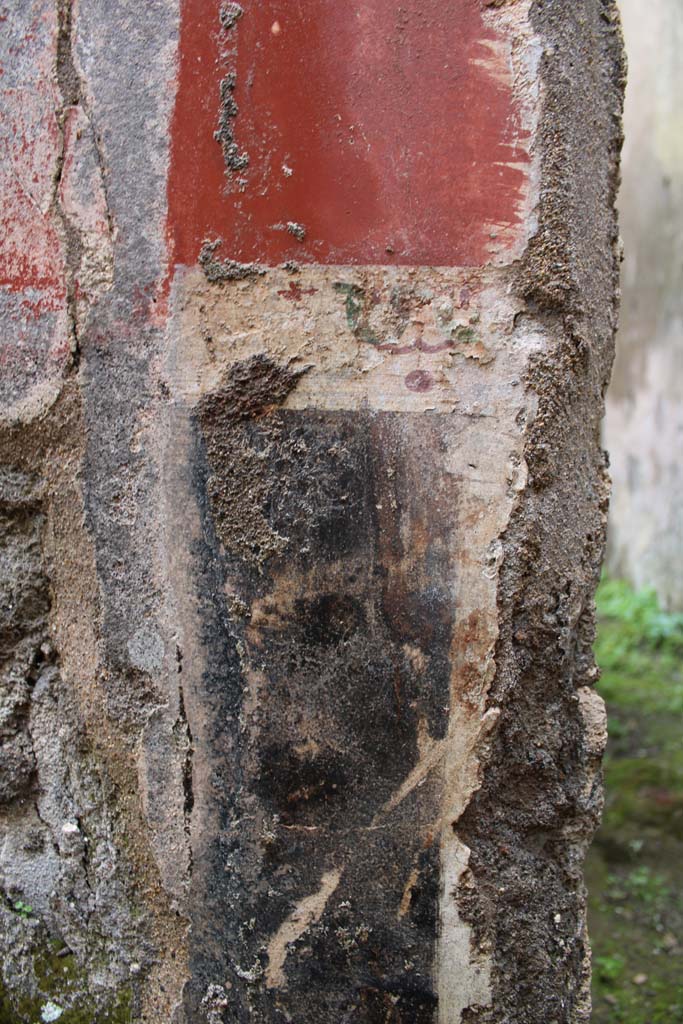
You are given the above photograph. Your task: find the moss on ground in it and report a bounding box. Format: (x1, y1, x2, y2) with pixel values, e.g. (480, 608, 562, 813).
(588, 577, 683, 1022)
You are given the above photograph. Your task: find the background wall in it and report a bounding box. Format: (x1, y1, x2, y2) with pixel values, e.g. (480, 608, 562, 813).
(605, 0, 683, 609)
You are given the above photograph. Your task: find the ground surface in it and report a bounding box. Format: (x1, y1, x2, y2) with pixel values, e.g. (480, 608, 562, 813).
(588, 578, 683, 1022)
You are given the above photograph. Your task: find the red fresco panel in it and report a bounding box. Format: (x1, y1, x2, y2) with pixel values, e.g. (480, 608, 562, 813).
(168, 0, 530, 268)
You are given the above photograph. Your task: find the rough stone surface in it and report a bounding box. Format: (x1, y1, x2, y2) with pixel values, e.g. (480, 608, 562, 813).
(0, 2, 623, 1022)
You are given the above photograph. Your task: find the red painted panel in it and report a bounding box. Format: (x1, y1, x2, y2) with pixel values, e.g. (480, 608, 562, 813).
(168, 0, 530, 268)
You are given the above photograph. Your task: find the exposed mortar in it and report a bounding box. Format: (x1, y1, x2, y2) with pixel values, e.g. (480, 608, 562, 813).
(286, 222, 307, 242)
(195, 355, 310, 570)
(214, 6, 248, 182)
(219, 3, 243, 32)
(198, 239, 265, 283)
(455, 2, 626, 1021)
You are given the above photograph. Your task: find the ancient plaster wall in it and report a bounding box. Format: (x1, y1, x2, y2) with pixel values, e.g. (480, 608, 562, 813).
(604, 0, 683, 609)
(0, 2, 623, 1022)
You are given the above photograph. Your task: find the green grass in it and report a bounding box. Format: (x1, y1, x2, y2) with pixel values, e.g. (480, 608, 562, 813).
(596, 578, 683, 713)
(588, 576, 683, 1023)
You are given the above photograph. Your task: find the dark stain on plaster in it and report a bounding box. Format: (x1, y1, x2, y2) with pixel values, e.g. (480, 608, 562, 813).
(183, 369, 458, 1020)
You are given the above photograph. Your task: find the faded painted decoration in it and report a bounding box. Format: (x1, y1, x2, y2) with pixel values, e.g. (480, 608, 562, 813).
(1, 2, 623, 1024)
